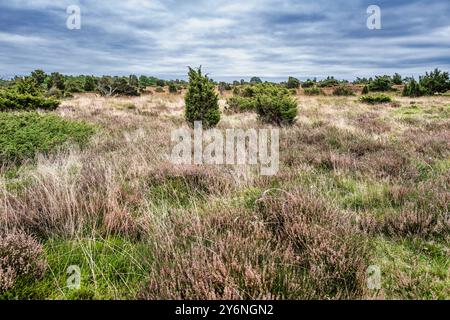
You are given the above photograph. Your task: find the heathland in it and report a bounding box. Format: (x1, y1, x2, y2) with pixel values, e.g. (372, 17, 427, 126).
(0, 71, 449, 299)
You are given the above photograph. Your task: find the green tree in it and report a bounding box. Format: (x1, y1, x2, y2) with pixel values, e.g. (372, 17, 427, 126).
(129, 75, 139, 88)
(369, 75, 392, 92)
(403, 79, 426, 97)
(286, 76, 300, 89)
(392, 73, 403, 85)
(250, 77, 262, 84)
(185, 67, 220, 128)
(84, 76, 96, 92)
(419, 69, 450, 94)
(169, 83, 178, 93)
(302, 79, 316, 88)
(48, 72, 65, 91)
(31, 69, 46, 86)
(362, 85, 369, 95)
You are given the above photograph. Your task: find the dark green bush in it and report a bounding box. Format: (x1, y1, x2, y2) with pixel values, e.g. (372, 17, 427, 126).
(353, 77, 371, 85)
(302, 79, 316, 88)
(47, 72, 65, 91)
(255, 92, 298, 126)
(232, 86, 241, 95)
(226, 83, 295, 115)
(402, 79, 427, 97)
(0, 90, 59, 112)
(169, 83, 178, 93)
(362, 85, 369, 95)
(392, 73, 403, 85)
(360, 93, 392, 104)
(11, 77, 42, 96)
(226, 96, 256, 113)
(332, 85, 354, 96)
(30, 70, 46, 86)
(319, 76, 339, 87)
(250, 77, 262, 84)
(64, 78, 84, 93)
(419, 69, 450, 94)
(47, 87, 63, 99)
(185, 67, 220, 128)
(84, 76, 96, 92)
(286, 76, 300, 89)
(0, 112, 95, 164)
(368, 76, 392, 92)
(303, 87, 322, 96)
(256, 95, 297, 125)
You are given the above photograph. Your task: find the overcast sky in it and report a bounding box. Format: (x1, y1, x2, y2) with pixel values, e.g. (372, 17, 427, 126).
(1, 0, 449, 81)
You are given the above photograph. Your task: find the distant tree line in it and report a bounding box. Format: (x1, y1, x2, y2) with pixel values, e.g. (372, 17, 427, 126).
(0, 70, 189, 99)
(1, 68, 449, 102)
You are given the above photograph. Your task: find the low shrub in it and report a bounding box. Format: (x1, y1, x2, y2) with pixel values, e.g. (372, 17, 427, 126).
(362, 85, 369, 95)
(319, 76, 340, 87)
(419, 69, 450, 94)
(155, 86, 165, 93)
(0, 112, 95, 164)
(301, 79, 316, 88)
(0, 90, 59, 112)
(286, 76, 300, 89)
(333, 85, 354, 96)
(226, 96, 255, 113)
(0, 231, 47, 292)
(303, 87, 322, 95)
(403, 79, 427, 97)
(360, 94, 392, 104)
(368, 76, 393, 92)
(255, 93, 298, 126)
(168, 83, 178, 93)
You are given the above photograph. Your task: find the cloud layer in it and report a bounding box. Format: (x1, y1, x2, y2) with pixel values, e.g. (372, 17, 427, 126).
(1, 0, 449, 81)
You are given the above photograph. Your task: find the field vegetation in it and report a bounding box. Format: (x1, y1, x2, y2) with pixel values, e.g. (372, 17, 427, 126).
(0, 69, 448, 300)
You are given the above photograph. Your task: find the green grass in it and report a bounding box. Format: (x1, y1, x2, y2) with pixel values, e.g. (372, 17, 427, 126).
(0, 112, 95, 164)
(372, 237, 449, 299)
(0, 237, 151, 300)
(147, 176, 207, 208)
(393, 104, 449, 120)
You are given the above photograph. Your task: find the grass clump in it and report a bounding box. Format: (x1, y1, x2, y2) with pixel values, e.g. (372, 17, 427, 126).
(0, 237, 150, 300)
(371, 237, 449, 299)
(0, 112, 95, 164)
(360, 94, 392, 104)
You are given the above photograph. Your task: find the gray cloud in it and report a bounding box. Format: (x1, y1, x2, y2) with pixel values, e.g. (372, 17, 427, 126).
(1, 0, 449, 81)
